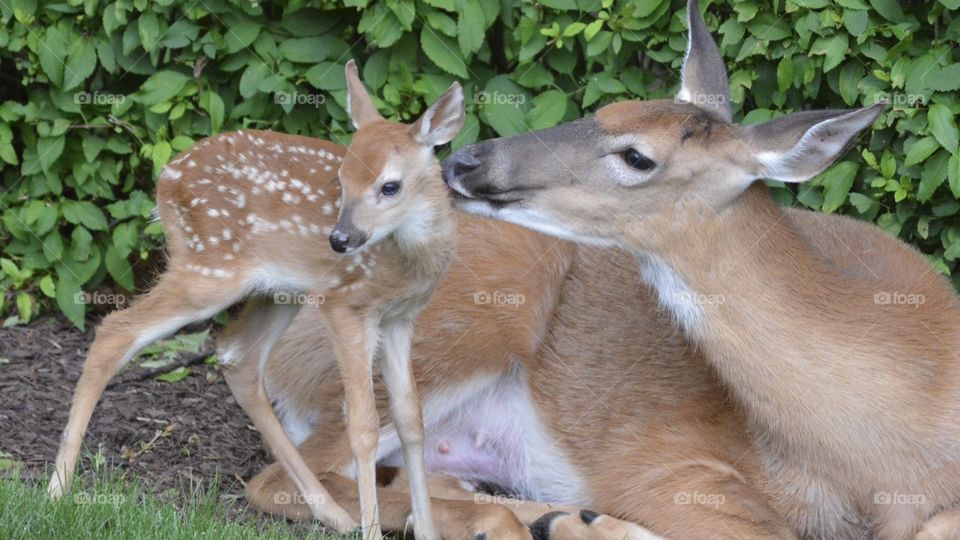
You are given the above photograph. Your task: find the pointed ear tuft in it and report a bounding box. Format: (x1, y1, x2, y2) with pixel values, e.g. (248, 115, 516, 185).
(410, 82, 465, 147)
(676, 0, 732, 123)
(744, 103, 885, 183)
(345, 59, 383, 129)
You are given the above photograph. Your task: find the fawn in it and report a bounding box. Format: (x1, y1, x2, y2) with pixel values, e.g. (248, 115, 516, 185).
(443, 0, 960, 537)
(49, 60, 464, 540)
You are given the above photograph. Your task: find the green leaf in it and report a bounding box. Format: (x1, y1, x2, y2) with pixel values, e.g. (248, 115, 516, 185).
(777, 56, 793, 92)
(478, 75, 530, 136)
(56, 275, 84, 329)
(239, 62, 269, 98)
(305, 62, 346, 91)
(810, 35, 848, 73)
(949, 153, 960, 198)
(200, 91, 225, 133)
(16, 292, 33, 323)
(152, 141, 172, 175)
(155, 366, 191, 383)
(918, 151, 949, 202)
(838, 62, 862, 106)
(818, 161, 858, 213)
(869, 0, 903, 22)
(528, 90, 568, 130)
(39, 27, 69, 87)
(928, 104, 958, 154)
(904, 137, 940, 167)
(457, 2, 486, 56)
(36, 136, 65, 173)
(849, 192, 878, 214)
(105, 245, 134, 291)
(63, 37, 98, 91)
(138, 71, 190, 105)
(842, 9, 868, 36)
(421, 29, 468, 78)
(39, 275, 56, 298)
(223, 17, 261, 54)
(279, 37, 327, 63)
(63, 201, 108, 231)
(930, 64, 960, 92)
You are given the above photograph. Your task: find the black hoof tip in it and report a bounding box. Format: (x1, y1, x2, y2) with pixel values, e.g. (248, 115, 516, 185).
(579, 509, 601, 525)
(475, 534, 488, 540)
(529, 511, 569, 540)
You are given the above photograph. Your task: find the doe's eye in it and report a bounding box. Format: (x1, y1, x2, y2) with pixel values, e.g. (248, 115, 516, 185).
(381, 181, 401, 196)
(622, 149, 656, 171)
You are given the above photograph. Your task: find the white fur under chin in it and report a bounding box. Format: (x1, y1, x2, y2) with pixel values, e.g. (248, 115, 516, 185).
(637, 253, 707, 336)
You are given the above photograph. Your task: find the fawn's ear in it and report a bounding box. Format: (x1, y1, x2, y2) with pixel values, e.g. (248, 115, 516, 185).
(676, 0, 732, 123)
(345, 59, 383, 129)
(410, 82, 465, 147)
(743, 103, 885, 183)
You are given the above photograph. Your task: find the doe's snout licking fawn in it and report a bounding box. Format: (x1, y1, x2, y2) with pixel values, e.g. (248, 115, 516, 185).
(49, 60, 465, 540)
(444, 0, 960, 537)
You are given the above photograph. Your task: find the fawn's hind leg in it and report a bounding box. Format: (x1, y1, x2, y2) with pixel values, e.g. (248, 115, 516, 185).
(219, 298, 357, 533)
(49, 271, 241, 498)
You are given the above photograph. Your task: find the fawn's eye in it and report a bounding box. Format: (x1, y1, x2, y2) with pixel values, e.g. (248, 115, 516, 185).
(622, 149, 656, 171)
(381, 181, 401, 196)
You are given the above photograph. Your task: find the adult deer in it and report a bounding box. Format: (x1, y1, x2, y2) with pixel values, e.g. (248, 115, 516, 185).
(439, 0, 960, 537)
(48, 60, 465, 540)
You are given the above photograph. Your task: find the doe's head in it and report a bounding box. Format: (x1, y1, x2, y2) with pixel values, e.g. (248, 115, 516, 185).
(442, 0, 884, 252)
(330, 60, 464, 254)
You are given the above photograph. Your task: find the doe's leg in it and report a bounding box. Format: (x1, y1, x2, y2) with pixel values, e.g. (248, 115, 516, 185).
(220, 298, 356, 533)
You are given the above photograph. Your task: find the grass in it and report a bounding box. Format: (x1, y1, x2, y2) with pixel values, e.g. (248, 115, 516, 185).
(0, 465, 345, 539)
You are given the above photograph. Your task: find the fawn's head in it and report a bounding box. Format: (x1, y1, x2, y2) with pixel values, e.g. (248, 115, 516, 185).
(443, 0, 883, 252)
(330, 60, 465, 254)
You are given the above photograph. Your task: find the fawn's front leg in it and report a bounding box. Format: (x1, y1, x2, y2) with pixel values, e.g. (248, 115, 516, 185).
(379, 319, 439, 540)
(326, 307, 383, 540)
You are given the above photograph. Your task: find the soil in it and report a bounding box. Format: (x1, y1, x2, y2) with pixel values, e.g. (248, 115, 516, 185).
(0, 316, 270, 505)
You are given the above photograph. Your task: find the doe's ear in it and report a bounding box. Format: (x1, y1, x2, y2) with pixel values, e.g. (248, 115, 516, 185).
(676, 0, 732, 123)
(743, 103, 885, 183)
(345, 59, 383, 129)
(410, 82, 465, 147)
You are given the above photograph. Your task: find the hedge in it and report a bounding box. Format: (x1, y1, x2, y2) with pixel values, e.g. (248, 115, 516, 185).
(0, 0, 958, 328)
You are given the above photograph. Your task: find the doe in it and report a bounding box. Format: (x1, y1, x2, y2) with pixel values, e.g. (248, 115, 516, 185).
(48, 60, 464, 540)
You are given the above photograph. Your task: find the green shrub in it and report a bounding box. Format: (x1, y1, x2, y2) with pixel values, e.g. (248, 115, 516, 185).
(0, 0, 957, 328)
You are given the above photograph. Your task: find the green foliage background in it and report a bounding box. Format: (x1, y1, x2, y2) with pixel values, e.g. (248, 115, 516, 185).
(0, 0, 958, 328)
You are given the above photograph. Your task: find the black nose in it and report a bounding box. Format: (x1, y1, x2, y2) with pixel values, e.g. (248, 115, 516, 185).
(442, 147, 482, 186)
(329, 231, 349, 253)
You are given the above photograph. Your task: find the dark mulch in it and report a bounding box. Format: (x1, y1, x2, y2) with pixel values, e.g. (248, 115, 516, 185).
(0, 316, 269, 501)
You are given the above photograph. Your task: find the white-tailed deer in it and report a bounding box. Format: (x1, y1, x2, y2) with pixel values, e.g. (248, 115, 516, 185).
(48, 60, 464, 540)
(437, 0, 960, 537)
